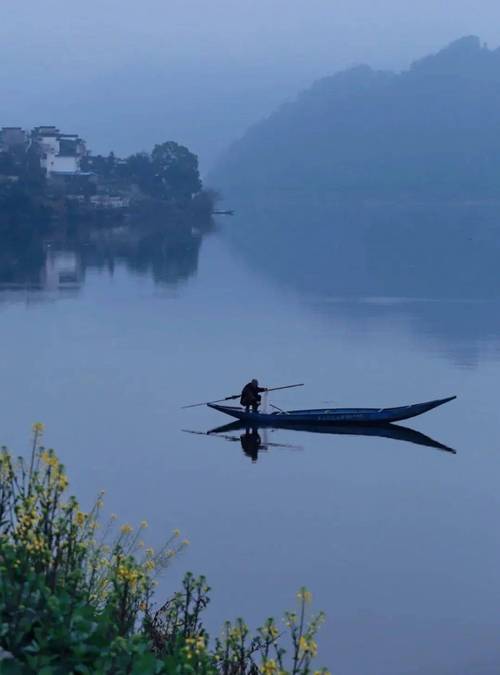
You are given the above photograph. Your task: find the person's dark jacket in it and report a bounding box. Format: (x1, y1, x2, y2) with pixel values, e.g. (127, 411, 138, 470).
(240, 382, 266, 407)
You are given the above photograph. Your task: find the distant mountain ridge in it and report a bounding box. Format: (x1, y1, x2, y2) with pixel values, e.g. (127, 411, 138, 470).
(212, 36, 500, 198)
(209, 37, 500, 301)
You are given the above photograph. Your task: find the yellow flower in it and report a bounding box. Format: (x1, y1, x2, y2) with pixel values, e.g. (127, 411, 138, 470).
(261, 622, 279, 640)
(26, 534, 46, 554)
(184, 635, 206, 656)
(75, 511, 86, 526)
(173, 528, 181, 537)
(120, 523, 133, 535)
(261, 659, 278, 675)
(140, 520, 148, 529)
(116, 564, 140, 587)
(299, 637, 318, 657)
(297, 587, 312, 604)
(229, 623, 247, 640)
(144, 559, 155, 571)
(181, 539, 190, 546)
(57, 473, 69, 490)
(145, 547, 155, 557)
(40, 450, 59, 469)
(32, 422, 45, 435)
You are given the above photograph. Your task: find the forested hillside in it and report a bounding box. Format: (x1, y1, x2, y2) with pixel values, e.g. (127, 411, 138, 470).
(213, 37, 500, 199)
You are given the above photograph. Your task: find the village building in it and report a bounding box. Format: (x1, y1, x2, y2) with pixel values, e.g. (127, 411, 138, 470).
(89, 194, 130, 209)
(0, 127, 27, 152)
(31, 126, 88, 177)
(1, 123, 131, 204)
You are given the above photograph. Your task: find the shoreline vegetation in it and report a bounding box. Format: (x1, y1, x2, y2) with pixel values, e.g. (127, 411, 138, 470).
(0, 131, 216, 288)
(0, 426, 330, 674)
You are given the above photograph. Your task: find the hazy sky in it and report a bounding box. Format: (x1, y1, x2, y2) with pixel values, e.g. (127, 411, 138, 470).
(2, 0, 500, 167)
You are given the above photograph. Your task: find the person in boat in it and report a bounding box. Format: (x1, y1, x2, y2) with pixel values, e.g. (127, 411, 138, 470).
(240, 379, 268, 413)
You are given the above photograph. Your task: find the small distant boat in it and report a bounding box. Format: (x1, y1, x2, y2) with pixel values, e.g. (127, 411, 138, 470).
(208, 396, 456, 426)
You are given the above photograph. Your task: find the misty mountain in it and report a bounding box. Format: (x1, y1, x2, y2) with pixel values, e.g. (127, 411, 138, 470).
(212, 36, 500, 198)
(210, 37, 500, 300)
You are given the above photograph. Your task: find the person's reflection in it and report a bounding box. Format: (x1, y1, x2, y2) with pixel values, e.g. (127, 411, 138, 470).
(240, 428, 262, 463)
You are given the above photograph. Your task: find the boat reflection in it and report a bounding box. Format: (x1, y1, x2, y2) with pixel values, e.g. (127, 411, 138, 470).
(198, 420, 457, 461)
(183, 426, 303, 463)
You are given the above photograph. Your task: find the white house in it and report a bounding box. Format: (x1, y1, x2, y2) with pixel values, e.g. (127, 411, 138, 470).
(32, 126, 87, 176)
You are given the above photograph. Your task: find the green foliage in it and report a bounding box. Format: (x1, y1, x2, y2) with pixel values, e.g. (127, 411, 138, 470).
(0, 427, 329, 674)
(0, 542, 160, 674)
(151, 142, 202, 203)
(87, 142, 202, 205)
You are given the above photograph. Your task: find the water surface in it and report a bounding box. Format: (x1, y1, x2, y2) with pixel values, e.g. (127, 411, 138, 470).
(0, 233, 499, 675)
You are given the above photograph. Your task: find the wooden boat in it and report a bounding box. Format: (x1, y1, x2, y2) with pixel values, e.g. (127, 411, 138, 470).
(207, 395, 456, 425)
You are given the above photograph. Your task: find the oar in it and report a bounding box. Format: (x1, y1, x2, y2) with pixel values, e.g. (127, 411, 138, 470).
(181, 383, 304, 409)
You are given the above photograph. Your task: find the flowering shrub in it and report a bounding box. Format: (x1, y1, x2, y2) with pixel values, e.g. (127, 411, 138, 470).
(145, 574, 329, 675)
(0, 426, 329, 674)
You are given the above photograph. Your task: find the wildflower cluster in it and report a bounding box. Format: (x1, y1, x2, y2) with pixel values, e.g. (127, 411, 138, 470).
(0, 425, 91, 591)
(0, 424, 188, 667)
(147, 574, 329, 675)
(0, 426, 329, 674)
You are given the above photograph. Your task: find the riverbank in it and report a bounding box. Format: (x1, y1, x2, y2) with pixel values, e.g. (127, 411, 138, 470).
(1, 131, 216, 259)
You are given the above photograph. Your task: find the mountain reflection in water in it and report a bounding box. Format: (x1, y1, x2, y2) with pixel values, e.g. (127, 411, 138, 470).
(221, 197, 500, 366)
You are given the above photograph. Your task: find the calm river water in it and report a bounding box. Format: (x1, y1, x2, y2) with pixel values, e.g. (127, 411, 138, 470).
(1, 232, 499, 674)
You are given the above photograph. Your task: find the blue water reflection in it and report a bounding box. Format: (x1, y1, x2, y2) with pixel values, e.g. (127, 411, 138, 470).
(0, 233, 499, 674)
